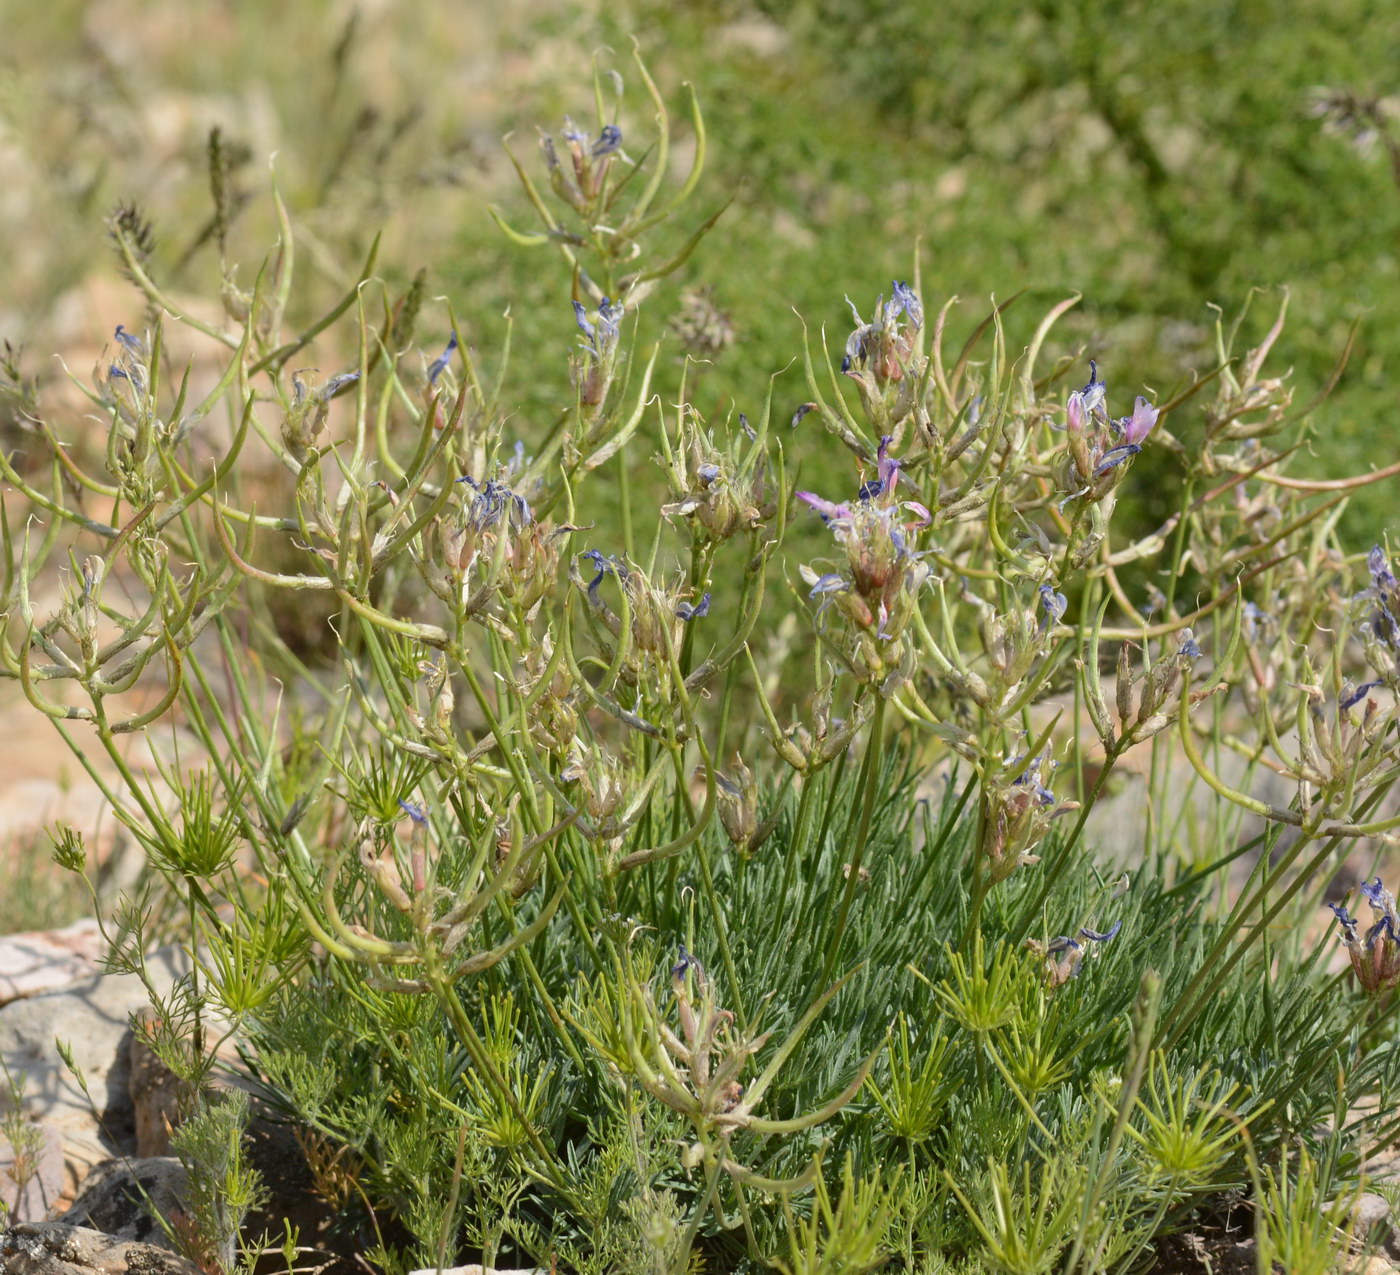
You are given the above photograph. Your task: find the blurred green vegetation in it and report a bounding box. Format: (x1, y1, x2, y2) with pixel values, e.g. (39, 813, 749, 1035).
(0, 827, 92, 935)
(443, 0, 1400, 540)
(2, 0, 1399, 535)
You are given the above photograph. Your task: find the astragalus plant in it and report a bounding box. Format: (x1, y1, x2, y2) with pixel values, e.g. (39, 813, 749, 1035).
(6, 48, 1400, 1275)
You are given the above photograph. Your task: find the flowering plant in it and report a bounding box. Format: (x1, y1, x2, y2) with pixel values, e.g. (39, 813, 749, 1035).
(3, 50, 1399, 1275)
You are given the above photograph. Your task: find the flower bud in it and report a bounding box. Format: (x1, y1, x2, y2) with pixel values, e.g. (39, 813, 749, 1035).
(716, 757, 758, 850)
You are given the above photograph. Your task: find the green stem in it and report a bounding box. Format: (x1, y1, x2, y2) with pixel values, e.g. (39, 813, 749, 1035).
(819, 696, 887, 989)
(778, 771, 818, 929)
(694, 835, 748, 1033)
(672, 1148, 723, 1275)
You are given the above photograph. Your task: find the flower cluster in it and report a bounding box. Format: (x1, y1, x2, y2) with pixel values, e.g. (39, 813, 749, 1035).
(97, 324, 150, 424)
(571, 296, 625, 408)
(1027, 919, 1122, 989)
(431, 470, 561, 616)
(576, 549, 710, 692)
(840, 281, 926, 430)
(842, 281, 922, 380)
(540, 117, 625, 211)
(1082, 627, 1205, 754)
(1359, 544, 1400, 691)
(660, 423, 777, 544)
(982, 752, 1079, 885)
(280, 366, 359, 463)
(1329, 877, 1400, 994)
(798, 437, 931, 688)
(1061, 360, 1160, 504)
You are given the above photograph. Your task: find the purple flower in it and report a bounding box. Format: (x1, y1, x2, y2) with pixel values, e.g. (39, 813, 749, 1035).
(1362, 877, 1388, 910)
(321, 372, 360, 399)
(798, 491, 854, 524)
(1341, 680, 1382, 710)
(592, 124, 623, 157)
(1117, 397, 1159, 447)
(1370, 546, 1397, 592)
(876, 435, 899, 494)
(1049, 920, 1120, 952)
(1066, 392, 1089, 437)
(1367, 549, 1400, 647)
(903, 500, 932, 528)
(457, 477, 532, 531)
(855, 438, 900, 502)
(596, 297, 623, 344)
(397, 798, 427, 825)
(1093, 445, 1140, 476)
(1330, 902, 1359, 943)
(806, 572, 848, 618)
(428, 334, 458, 385)
(676, 593, 711, 621)
(1078, 360, 1106, 415)
(573, 297, 624, 357)
(572, 300, 595, 342)
(889, 280, 923, 328)
(671, 943, 702, 982)
(582, 549, 626, 601)
(1011, 753, 1058, 806)
(807, 573, 848, 598)
(1371, 914, 1400, 946)
(1039, 583, 1068, 628)
(113, 324, 144, 355)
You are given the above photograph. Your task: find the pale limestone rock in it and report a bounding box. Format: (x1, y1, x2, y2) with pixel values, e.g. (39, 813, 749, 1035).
(0, 1221, 199, 1274)
(0, 949, 189, 1201)
(0, 922, 107, 1008)
(63, 1157, 188, 1252)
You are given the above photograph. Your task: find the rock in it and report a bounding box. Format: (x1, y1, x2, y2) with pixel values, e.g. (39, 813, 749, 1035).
(1351, 1191, 1398, 1250)
(1335, 1192, 1400, 1263)
(0, 1120, 66, 1223)
(0, 948, 189, 1202)
(1345, 1257, 1400, 1275)
(0, 1220, 200, 1273)
(62, 1157, 188, 1251)
(0, 922, 108, 1008)
(1352, 1191, 1393, 1227)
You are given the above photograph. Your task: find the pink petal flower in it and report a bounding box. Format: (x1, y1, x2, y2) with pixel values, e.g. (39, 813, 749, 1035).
(797, 492, 854, 523)
(1121, 396, 1159, 446)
